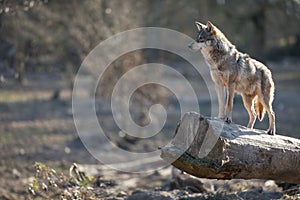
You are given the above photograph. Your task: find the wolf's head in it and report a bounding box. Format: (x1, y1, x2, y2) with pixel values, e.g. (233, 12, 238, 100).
(188, 21, 220, 51)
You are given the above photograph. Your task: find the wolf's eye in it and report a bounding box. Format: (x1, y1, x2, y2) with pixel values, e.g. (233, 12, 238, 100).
(196, 36, 204, 43)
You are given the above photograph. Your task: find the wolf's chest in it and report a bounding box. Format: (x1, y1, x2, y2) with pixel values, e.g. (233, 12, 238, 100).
(210, 70, 229, 86)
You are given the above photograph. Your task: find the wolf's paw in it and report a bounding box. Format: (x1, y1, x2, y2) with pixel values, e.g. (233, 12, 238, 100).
(224, 117, 232, 124)
(218, 114, 225, 119)
(267, 129, 276, 135)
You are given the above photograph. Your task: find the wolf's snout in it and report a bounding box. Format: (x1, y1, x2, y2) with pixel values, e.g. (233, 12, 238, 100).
(188, 42, 194, 49)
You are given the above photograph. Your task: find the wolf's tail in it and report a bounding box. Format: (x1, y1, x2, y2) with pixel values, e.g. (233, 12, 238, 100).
(255, 97, 265, 121)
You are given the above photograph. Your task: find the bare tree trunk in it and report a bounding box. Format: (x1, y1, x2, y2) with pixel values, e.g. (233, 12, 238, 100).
(160, 112, 300, 184)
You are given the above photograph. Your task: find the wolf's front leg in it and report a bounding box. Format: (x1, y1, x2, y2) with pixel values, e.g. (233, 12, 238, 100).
(225, 84, 235, 123)
(215, 84, 225, 119)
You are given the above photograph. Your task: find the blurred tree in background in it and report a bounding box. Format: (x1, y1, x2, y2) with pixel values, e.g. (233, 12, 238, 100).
(0, 0, 299, 83)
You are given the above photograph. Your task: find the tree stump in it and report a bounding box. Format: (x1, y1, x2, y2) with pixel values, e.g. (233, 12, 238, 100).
(160, 112, 300, 183)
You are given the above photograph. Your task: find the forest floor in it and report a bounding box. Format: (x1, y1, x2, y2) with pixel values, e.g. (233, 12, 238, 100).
(0, 58, 300, 199)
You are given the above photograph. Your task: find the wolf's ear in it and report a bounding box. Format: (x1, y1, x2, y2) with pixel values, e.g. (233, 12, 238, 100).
(206, 21, 216, 34)
(195, 21, 205, 30)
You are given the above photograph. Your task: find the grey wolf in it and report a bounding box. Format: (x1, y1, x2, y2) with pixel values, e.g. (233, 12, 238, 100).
(188, 21, 276, 135)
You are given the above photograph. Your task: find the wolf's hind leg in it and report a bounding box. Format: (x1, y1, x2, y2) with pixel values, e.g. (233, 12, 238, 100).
(242, 94, 257, 129)
(263, 103, 276, 135)
(258, 92, 275, 135)
(260, 82, 276, 135)
(261, 98, 276, 135)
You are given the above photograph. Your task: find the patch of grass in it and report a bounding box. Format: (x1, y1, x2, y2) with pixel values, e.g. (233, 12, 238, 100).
(0, 132, 16, 143)
(28, 162, 96, 199)
(0, 89, 56, 103)
(0, 129, 45, 145)
(0, 90, 32, 103)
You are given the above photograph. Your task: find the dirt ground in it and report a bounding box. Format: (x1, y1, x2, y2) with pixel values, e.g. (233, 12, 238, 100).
(0, 58, 300, 199)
